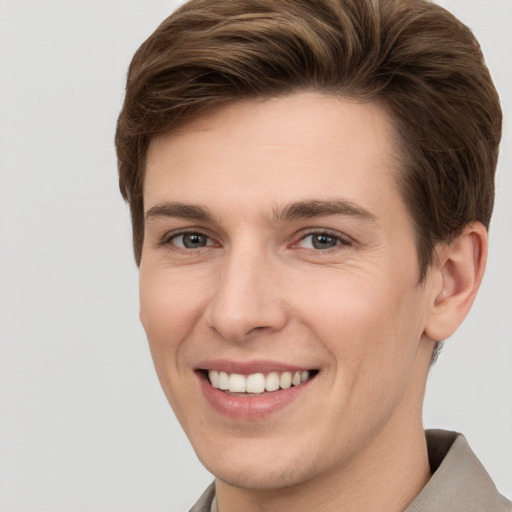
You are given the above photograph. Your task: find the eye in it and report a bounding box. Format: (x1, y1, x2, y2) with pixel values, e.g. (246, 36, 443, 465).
(298, 232, 349, 250)
(168, 232, 214, 249)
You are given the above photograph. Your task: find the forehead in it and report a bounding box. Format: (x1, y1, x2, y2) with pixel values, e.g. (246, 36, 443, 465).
(144, 92, 403, 221)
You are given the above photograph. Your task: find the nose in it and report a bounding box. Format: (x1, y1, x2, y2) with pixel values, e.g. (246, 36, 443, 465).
(205, 245, 288, 343)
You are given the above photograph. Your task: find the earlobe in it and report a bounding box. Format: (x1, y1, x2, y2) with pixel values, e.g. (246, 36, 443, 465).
(424, 222, 488, 342)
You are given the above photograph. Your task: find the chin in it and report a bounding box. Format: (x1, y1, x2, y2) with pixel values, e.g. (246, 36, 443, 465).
(194, 438, 325, 492)
(209, 461, 310, 491)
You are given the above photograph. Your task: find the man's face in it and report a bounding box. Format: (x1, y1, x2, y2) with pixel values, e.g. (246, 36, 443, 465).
(140, 93, 436, 490)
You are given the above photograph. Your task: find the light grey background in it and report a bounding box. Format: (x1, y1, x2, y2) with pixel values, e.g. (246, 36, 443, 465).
(0, 1, 510, 510)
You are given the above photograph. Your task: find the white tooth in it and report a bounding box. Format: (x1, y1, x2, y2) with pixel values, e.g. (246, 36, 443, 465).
(246, 373, 265, 393)
(279, 371, 292, 389)
(229, 373, 246, 393)
(218, 371, 229, 390)
(265, 372, 280, 392)
(209, 370, 219, 388)
(292, 371, 301, 386)
(301, 370, 309, 383)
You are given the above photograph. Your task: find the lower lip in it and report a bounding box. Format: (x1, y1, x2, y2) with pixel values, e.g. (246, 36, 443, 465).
(198, 374, 313, 420)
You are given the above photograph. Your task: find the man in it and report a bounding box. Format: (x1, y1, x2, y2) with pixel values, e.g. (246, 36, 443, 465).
(115, 0, 510, 510)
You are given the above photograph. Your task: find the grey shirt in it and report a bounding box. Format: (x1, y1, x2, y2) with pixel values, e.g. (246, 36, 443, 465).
(189, 430, 511, 512)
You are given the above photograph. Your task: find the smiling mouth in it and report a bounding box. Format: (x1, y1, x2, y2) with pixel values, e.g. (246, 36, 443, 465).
(205, 369, 319, 395)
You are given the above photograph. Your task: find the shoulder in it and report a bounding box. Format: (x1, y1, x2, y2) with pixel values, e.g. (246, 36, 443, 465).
(406, 430, 511, 512)
(188, 483, 215, 512)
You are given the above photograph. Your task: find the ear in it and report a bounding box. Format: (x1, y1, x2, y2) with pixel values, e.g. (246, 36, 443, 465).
(424, 222, 488, 342)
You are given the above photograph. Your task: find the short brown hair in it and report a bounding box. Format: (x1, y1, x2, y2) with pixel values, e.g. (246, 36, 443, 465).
(116, 0, 502, 280)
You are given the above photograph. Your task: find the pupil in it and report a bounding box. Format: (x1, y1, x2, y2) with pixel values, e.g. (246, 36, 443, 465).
(312, 234, 337, 249)
(183, 233, 206, 248)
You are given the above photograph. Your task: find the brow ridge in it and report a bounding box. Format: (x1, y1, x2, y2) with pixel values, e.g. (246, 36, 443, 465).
(145, 198, 377, 225)
(272, 199, 377, 223)
(145, 202, 217, 223)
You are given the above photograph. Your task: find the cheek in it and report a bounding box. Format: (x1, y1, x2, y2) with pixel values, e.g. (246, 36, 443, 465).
(140, 264, 206, 337)
(299, 267, 427, 379)
(138, 269, 207, 427)
(138, 267, 206, 384)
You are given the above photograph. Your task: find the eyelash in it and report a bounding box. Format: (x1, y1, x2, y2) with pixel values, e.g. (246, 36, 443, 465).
(162, 230, 215, 251)
(161, 228, 352, 254)
(294, 230, 353, 252)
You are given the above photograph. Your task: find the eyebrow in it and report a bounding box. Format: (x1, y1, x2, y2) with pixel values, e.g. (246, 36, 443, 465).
(272, 199, 378, 223)
(144, 199, 378, 225)
(145, 202, 217, 223)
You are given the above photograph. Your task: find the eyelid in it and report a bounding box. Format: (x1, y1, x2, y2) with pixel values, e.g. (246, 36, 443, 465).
(293, 229, 353, 250)
(161, 228, 219, 248)
(158, 227, 353, 251)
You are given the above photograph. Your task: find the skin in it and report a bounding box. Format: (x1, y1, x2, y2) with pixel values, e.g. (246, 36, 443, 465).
(139, 92, 487, 512)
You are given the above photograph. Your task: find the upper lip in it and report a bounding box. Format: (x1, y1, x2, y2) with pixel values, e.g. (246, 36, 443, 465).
(195, 359, 315, 375)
